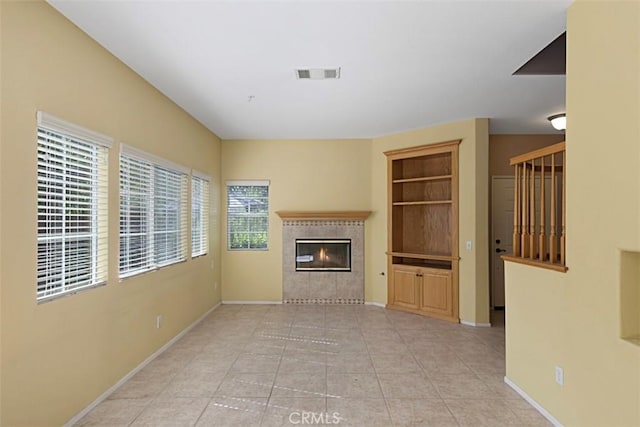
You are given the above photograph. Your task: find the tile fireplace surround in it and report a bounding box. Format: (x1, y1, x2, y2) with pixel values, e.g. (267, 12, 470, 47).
(277, 211, 371, 304)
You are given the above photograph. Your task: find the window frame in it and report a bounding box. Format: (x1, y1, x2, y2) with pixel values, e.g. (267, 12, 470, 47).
(36, 111, 112, 302)
(226, 180, 270, 251)
(191, 171, 211, 258)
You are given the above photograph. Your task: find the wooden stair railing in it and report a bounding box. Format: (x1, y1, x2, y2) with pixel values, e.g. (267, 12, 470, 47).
(502, 141, 568, 272)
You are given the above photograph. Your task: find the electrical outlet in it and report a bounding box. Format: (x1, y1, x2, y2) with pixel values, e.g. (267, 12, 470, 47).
(156, 315, 163, 329)
(555, 366, 564, 385)
(466, 240, 472, 250)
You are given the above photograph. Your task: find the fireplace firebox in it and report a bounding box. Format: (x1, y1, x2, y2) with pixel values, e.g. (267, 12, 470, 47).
(295, 239, 351, 272)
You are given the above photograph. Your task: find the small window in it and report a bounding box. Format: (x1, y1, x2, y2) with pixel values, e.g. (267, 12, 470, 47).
(119, 145, 189, 278)
(191, 173, 210, 258)
(37, 112, 112, 301)
(227, 181, 269, 250)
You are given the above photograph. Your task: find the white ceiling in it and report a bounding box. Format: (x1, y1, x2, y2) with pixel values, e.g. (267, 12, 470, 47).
(48, 0, 570, 139)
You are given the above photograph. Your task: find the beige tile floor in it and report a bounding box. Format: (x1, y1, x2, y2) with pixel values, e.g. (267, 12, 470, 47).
(76, 304, 551, 426)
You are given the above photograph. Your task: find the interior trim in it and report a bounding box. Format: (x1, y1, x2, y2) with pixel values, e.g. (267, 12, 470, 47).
(63, 303, 221, 427)
(504, 376, 564, 427)
(460, 320, 492, 327)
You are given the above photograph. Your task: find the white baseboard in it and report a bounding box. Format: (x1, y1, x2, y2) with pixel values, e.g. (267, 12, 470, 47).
(64, 302, 221, 427)
(460, 320, 492, 327)
(222, 300, 282, 304)
(504, 376, 563, 427)
(364, 301, 386, 308)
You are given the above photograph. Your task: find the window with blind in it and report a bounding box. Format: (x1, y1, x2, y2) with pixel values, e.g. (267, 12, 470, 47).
(191, 173, 210, 258)
(119, 145, 188, 278)
(227, 181, 269, 250)
(37, 112, 112, 301)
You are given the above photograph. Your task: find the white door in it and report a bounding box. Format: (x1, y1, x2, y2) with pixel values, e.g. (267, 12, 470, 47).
(491, 176, 556, 308)
(491, 177, 514, 308)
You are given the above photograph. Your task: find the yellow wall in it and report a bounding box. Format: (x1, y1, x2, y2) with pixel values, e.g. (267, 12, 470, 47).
(220, 139, 372, 301)
(221, 119, 490, 325)
(371, 119, 490, 324)
(505, 1, 640, 425)
(0, 2, 221, 425)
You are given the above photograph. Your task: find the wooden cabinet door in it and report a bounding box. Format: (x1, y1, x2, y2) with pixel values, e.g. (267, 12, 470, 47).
(419, 268, 453, 318)
(391, 265, 420, 310)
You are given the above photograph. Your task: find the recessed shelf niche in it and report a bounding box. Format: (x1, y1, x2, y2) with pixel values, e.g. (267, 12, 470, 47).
(620, 250, 640, 346)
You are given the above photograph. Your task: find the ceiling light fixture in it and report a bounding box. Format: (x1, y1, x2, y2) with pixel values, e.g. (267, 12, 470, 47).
(295, 68, 341, 80)
(548, 113, 566, 131)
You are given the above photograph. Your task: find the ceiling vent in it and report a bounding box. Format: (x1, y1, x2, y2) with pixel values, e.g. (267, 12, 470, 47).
(295, 68, 341, 80)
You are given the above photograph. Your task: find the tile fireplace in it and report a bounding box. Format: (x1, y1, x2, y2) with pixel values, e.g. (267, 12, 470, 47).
(277, 211, 371, 304)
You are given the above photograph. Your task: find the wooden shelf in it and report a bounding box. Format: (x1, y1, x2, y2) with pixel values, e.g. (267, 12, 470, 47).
(387, 251, 455, 261)
(392, 175, 452, 184)
(392, 200, 452, 206)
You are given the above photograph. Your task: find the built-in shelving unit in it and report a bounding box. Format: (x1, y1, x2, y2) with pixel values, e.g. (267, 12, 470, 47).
(385, 140, 460, 322)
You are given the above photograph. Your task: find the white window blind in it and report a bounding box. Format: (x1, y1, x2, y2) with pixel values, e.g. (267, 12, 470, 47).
(37, 112, 112, 301)
(154, 166, 188, 266)
(226, 180, 269, 250)
(119, 145, 188, 278)
(191, 173, 210, 258)
(119, 155, 153, 276)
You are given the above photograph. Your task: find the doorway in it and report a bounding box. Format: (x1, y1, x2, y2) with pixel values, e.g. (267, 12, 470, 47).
(490, 176, 514, 309)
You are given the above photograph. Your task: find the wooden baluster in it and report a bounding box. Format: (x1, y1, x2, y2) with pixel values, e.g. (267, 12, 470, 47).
(549, 153, 557, 263)
(520, 163, 524, 257)
(521, 162, 528, 258)
(539, 156, 546, 261)
(529, 159, 535, 259)
(513, 164, 520, 256)
(561, 152, 566, 265)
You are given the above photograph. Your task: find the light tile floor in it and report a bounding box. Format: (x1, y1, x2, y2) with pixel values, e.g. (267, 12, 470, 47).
(76, 304, 550, 426)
